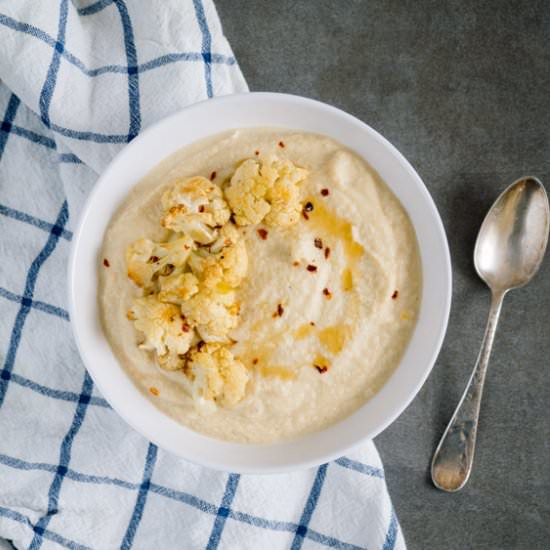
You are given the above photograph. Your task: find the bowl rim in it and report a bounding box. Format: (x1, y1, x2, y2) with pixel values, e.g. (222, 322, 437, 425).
(68, 92, 452, 474)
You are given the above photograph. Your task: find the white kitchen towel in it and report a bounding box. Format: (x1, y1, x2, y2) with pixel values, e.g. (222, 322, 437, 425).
(0, 1, 405, 549)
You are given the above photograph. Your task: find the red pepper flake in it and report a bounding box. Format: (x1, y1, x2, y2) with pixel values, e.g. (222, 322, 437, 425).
(324, 247, 331, 259)
(198, 205, 205, 213)
(323, 288, 332, 299)
(103, 258, 110, 267)
(147, 255, 160, 264)
(314, 238, 323, 249)
(302, 202, 313, 221)
(309, 321, 316, 326)
(307, 264, 318, 272)
(210, 171, 217, 180)
(314, 365, 328, 374)
(292, 261, 300, 267)
(391, 290, 399, 300)
(320, 188, 330, 196)
(182, 322, 191, 332)
(252, 358, 259, 365)
(257, 228, 268, 240)
(254, 150, 260, 156)
(278, 141, 285, 148)
(273, 303, 284, 318)
(149, 387, 160, 396)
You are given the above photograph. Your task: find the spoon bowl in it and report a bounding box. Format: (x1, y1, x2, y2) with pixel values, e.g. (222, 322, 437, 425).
(475, 177, 550, 291)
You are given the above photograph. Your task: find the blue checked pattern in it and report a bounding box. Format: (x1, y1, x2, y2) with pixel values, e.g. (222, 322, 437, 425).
(0, 1, 405, 548)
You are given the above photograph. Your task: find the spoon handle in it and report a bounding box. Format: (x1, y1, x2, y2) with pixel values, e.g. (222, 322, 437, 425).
(431, 289, 505, 492)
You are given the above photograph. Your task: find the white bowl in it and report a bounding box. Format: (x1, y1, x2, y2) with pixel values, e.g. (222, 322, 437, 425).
(68, 93, 451, 474)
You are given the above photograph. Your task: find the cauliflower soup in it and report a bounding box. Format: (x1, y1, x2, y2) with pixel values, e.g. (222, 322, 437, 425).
(99, 129, 422, 443)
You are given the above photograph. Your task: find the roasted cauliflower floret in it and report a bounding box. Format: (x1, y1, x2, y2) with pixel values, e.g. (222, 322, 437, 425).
(216, 236, 248, 288)
(224, 155, 308, 227)
(126, 236, 194, 289)
(161, 176, 230, 244)
(188, 224, 248, 289)
(224, 160, 272, 226)
(212, 346, 249, 406)
(187, 344, 249, 407)
(263, 157, 307, 226)
(180, 288, 239, 343)
(129, 296, 194, 369)
(158, 272, 200, 304)
(162, 209, 217, 245)
(188, 252, 225, 290)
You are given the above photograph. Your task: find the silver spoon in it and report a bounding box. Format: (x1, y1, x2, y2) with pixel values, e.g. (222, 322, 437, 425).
(431, 176, 549, 492)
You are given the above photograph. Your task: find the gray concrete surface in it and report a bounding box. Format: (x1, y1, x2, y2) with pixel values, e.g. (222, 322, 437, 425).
(216, 1, 550, 548)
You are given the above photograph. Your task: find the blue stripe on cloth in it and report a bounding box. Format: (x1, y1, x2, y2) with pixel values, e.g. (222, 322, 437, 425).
(227, 510, 296, 532)
(139, 52, 236, 72)
(58, 152, 82, 164)
(192, 0, 214, 98)
(0, 203, 72, 241)
(66, 469, 135, 490)
(0, 14, 57, 48)
(48, 122, 128, 143)
(0, 287, 69, 321)
(305, 529, 364, 550)
(0, 93, 21, 160)
(0, 506, 91, 550)
(38, 0, 69, 127)
(29, 372, 95, 550)
(0, 99, 59, 152)
(113, 0, 141, 140)
(0, 14, 236, 77)
(205, 473, 240, 550)
(7, 371, 109, 408)
(227, 509, 363, 550)
(148, 483, 218, 514)
(335, 457, 385, 479)
(290, 464, 329, 550)
(0, 200, 69, 408)
(0, 453, 56, 474)
(382, 507, 398, 550)
(120, 443, 158, 549)
(0, 453, 138, 490)
(3, 125, 56, 149)
(77, 0, 114, 16)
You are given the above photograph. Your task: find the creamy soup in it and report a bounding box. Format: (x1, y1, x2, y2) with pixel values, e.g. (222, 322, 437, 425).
(99, 129, 422, 443)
